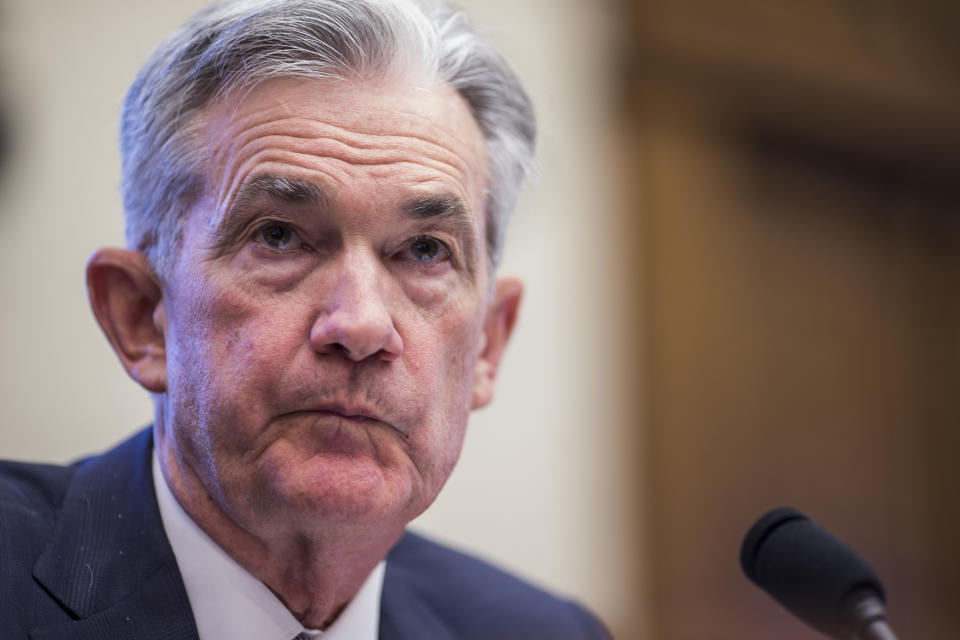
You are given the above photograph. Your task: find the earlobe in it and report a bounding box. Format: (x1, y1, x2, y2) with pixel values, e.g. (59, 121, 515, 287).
(471, 277, 523, 410)
(86, 248, 168, 393)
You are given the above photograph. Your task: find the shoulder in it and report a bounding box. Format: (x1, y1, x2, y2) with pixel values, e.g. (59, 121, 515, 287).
(0, 458, 75, 526)
(385, 531, 611, 639)
(0, 458, 76, 575)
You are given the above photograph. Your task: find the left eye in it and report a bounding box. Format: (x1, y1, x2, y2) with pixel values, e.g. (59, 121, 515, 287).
(407, 236, 449, 264)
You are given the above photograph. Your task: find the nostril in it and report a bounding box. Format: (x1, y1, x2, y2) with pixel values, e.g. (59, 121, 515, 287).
(309, 302, 403, 362)
(377, 346, 401, 362)
(315, 338, 392, 362)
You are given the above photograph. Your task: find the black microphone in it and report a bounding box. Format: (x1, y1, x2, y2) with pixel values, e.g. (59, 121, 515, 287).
(740, 507, 898, 640)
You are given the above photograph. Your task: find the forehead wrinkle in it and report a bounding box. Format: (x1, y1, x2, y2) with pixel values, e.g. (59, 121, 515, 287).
(219, 115, 476, 184)
(224, 92, 472, 155)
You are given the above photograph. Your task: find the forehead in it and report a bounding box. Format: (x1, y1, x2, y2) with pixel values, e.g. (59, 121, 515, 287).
(192, 74, 489, 226)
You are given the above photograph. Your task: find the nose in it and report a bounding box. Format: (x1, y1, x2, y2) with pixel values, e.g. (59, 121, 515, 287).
(309, 250, 403, 362)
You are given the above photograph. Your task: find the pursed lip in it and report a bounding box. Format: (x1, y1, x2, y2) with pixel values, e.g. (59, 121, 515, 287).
(277, 401, 410, 443)
(296, 402, 386, 424)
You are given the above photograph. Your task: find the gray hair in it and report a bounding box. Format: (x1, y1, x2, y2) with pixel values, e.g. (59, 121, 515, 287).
(120, 0, 536, 277)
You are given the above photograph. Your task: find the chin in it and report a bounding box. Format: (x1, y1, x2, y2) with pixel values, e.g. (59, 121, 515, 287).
(257, 453, 421, 527)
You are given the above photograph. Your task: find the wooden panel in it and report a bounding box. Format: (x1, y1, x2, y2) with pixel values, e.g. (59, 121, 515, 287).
(637, 116, 960, 639)
(611, 1, 960, 638)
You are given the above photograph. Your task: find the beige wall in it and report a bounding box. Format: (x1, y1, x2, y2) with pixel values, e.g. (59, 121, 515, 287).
(0, 1, 641, 637)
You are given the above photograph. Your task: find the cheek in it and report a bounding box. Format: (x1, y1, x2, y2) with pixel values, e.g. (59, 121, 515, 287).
(408, 296, 482, 381)
(166, 276, 305, 435)
(404, 301, 485, 446)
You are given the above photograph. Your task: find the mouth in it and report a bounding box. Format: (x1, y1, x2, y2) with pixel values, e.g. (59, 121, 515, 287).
(293, 402, 385, 424)
(313, 410, 380, 424)
(273, 400, 409, 443)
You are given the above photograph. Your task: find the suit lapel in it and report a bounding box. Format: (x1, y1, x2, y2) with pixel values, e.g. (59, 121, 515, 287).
(30, 564, 197, 640)
(31, 428, 199, 640)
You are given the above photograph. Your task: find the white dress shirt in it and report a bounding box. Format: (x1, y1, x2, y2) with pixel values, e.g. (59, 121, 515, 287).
(153, 454, 385, 640)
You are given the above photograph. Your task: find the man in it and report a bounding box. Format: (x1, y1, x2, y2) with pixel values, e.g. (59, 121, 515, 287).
(0, 1, 611, 638)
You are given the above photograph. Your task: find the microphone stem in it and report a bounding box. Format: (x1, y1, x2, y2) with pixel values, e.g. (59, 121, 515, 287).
(859, 620, 898, 640)
(847, 593, 898, 640)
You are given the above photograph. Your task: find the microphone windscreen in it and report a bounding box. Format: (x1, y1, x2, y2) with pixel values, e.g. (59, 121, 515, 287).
(740, 507, 886, 638)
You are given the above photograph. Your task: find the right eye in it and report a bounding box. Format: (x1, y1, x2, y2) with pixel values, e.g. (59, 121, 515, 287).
(254, 222, 301, 251)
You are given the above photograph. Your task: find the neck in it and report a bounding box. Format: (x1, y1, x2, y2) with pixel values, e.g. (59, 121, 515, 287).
(155, 433, 401, 629)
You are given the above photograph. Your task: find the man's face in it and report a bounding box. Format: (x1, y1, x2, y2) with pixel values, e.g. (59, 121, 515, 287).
(155, 75, 496, 535)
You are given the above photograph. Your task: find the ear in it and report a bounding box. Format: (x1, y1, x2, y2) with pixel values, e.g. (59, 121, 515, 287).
(86, 248, 168, 393)
(471, 276, 523, 410)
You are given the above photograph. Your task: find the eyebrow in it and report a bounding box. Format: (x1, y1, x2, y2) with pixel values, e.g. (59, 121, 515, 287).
(236, 174, 327, 208)
(401, 194, 466, 220)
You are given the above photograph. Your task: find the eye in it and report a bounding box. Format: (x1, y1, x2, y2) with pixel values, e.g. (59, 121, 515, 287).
(255, 222, 301, 251)
(406, 235, 450, 264)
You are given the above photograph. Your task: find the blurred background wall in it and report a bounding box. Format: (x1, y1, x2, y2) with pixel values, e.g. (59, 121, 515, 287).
(2, 0, 959, 639)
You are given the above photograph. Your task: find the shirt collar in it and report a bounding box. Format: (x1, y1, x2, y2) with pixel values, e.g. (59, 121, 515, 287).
(153, 453, 385, 640)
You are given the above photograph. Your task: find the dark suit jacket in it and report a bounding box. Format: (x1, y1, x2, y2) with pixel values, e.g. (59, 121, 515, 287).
(0, 429, 611, 639)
